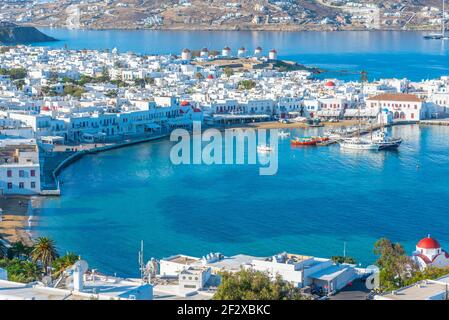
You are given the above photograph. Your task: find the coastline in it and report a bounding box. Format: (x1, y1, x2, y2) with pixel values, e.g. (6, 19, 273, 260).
(31, 25, 439, 32)
(0, 195, 35, 246)
(0, 120, 408, 247)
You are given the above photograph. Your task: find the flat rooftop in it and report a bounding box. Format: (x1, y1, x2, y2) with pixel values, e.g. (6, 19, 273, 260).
(0, 280, 71, 300)
(199, 254, 262, 272)
(165, 255, 200, 265)
(380, 281, 449, 300)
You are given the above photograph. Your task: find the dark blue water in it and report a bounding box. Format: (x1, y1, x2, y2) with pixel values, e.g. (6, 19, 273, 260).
(37, 29, 449, 81)
(35, 125, 449, 276)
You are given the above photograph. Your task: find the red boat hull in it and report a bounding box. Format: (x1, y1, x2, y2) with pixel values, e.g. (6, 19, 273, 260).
(291, 140, 317, 146)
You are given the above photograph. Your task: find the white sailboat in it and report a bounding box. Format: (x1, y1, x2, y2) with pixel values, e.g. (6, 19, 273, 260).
(424, 0, 449, 40)
(339, 75, 379, 151)
(339, 137, 380, 150)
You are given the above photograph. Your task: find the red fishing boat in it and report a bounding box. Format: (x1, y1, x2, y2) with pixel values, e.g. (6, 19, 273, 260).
(291, 137, 318, 146)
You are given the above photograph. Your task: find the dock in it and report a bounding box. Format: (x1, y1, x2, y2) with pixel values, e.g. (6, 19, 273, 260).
(420, 119, 449, 126)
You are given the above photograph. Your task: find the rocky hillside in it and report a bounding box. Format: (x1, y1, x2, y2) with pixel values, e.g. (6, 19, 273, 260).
(0, 22, 56, 44)
(0, 0, 446, 31)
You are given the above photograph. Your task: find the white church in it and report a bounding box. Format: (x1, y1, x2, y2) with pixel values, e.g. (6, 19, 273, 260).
(411, 236, 449, 270)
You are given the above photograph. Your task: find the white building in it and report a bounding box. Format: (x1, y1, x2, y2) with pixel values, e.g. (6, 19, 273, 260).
(251, 252, 358, 294)
(366, 93, 423, 122)
(375, 274, 449, 300)
(222, 46, 232, 57)
(254, 47, 263, 57)
(200, 48, 209, 59)
(412, 236, 449, 271)
(0, 139, 41, 195)
(268, 49, 278, 60)
(181, 49, 192, 61)
(0, 268, 7, 281)
(237, 47, 246, 58)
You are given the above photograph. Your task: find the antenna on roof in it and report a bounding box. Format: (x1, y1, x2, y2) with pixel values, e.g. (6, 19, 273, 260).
(343, 241, 347, 258)
(138, 240, 145, 282)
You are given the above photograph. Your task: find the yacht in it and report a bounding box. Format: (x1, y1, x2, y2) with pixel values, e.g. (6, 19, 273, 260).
(372, 131, 402, 150)
(278, 131, 290, 138)
(424, 0, 448, 40)
(338, 137, 380, 151)
(257, 145, 274, 152)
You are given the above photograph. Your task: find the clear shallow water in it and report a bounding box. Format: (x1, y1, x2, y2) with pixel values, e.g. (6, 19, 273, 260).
(35, 125, 449, 277)
(37, 29, 449, 81)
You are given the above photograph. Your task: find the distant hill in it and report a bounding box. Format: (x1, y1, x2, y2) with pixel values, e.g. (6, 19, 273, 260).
(0, 0, 446, 31)
(0, 22, 56, 44)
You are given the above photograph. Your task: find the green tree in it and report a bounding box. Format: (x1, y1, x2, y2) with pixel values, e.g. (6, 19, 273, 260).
(52, 252, 79, 278)
(195, 72, 204, 81)
(223, 67, 234, 78)
(213, 268, 307, 300)
(238, 80, 256, 90)
(31, 237, 58, 274)
(0, 239, 7, 259)
(105, 90, 118, 98)
(0, 259, 40, 283)
(63, 85, 85, 98)
(0, 67, 27, 80)
(144, 76, 154, 85)
(373, 238, 417, 291)
(331, 256, 356, 264)
(405, 266, 449, 287)
(7, 241, 33, 260)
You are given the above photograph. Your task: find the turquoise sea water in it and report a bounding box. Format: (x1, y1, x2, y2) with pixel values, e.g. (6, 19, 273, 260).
(35, 125, 449, 277)
(37, 29, 449, 81)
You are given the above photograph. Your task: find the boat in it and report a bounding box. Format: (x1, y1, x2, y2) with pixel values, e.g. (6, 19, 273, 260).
(424, 0, 449, 40)
(291, 137, 318, 146)
(372, 130, 403, 150)
(257, 145, 274, 152)
(316, 139, 337, 147)
(278, 131, 290, 138)
(338, 137, 380, 150)
(307, 119, 324, 127)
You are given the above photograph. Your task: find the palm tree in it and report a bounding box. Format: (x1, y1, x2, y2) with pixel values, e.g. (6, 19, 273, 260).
(31, 237, 58, 274)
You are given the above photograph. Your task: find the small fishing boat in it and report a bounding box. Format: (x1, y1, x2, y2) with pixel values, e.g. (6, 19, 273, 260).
(278, 131, 290, 138)
(257, 145, 274, 152)
(291, 137, 318, 146)
(316, 139, 337, 147)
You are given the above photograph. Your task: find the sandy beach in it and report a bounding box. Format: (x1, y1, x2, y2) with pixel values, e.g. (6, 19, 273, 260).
(0, 196, 35, 246)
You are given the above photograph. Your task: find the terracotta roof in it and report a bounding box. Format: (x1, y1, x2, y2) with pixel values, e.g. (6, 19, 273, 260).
(366, 93, 422, 102)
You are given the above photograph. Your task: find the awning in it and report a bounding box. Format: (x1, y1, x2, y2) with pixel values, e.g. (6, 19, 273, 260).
(344, 109, 379, 117)
(308, 265, 350, 282)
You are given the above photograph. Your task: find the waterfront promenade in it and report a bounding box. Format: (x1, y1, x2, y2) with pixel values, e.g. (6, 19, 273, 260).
(40, 132, 171, 195)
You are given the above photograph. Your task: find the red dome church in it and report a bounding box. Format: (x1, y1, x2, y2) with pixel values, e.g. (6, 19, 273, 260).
(412, 235, 449, 270)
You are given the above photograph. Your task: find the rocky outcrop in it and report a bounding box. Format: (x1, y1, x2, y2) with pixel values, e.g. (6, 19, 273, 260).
(0, 22, 57, 44)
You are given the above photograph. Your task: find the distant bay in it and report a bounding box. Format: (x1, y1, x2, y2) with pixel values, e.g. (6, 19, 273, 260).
(37, 29, 449, 81)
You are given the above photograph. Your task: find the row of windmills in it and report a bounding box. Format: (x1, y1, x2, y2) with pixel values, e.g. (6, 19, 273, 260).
(181, 47, 277, 60)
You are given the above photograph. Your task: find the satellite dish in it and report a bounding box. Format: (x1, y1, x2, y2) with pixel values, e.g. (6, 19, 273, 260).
(65, 276, 73, 289)
(74, 260, 89, 274)
(42, 276, 52, 287)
